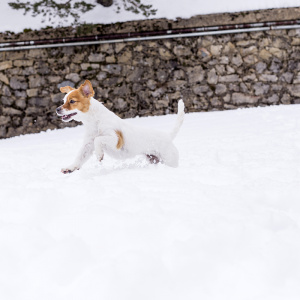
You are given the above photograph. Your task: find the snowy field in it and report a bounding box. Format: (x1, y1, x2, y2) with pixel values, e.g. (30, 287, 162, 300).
(0, 0, 300, 32)
(1, 104, 300, 299)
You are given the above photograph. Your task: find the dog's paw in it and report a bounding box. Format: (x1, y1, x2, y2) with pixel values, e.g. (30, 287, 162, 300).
(97, 153, 104, 162)
(61, 166, 79, 174)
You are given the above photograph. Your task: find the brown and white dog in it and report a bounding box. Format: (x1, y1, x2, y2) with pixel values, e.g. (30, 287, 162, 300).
(56, 80, 184, 174)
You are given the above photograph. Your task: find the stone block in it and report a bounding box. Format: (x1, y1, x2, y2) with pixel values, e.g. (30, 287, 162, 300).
(167, 80, 187, 91)
(210, 97, 222, 107)
(26, 88, 39, 97)
(174, 45, 192, 56)
(66, 73, 81, 83)
(173, 70, 185, 80)
(28, 49, 48, 59)
(210, 45, 222, 56)
(236, 40, 256, 47)
(219, 74, 240, 83)
(0, 61, 13, 71)
(215, 84, 227, 95)
(231, 54, 243, 66)
(197, 48, 211, 61)
(0, 126, 7, 138)
(158, 48, 173, 60)
(125, 67, 144, 82)
(101, 64, 122, 75)
(0, 73, 9, 85)
(14, 60, 34, 67)
(291, 38, 300, 45)
(1, 96, 13, 106)
(281, 72, 293, 84)
(28, 75, 46, 88)
(207, 69, 218, 85)
(259, 49, 272, 60)
(243, 55, 257, 65)
(263, 94, 279, 104)
(151, 87, 166, 98)
(8, 52, 24, 60)
(115, 43, 126, 54)
(287, 84, 300, 97)
(293, 74, 300, 84)
(232, 93, 259, 105)
(25, 107, 43, 115)
(15, 99, 26, 109)
(269, 47, 286, 59)
(114, 98, 127, 111)
(118, 51, 132, 64)
(155, 99, 169, 109)
(28, 97, 50, 107)
(23, 67, 36, 76)
(239, 46, 258, 56)
(48, 76, 61, 83)
(15, 90, 27, 98)
(281, 93, 291, 104)
(23, 117, 33, 127)
(243, 73, 257, 82)
(2, 107, 22, 115)
(57, 80, 75, 89)
(106, 56, 116, 63)
(146, 79, 157, 90)
(223, 42, 236, 54)
(0, 116, 10, 126)
(10, 76, 28, 90)
(192, 85, 210, 95)
(259, 74, 278, 82)
(255, 62, 267, 73)
(2, 85, 12, 96)
(96, 72, 107, 81)
(253, 82, 270, 95)
(80, 63, 91, 71)
(187, 66, 204, 84)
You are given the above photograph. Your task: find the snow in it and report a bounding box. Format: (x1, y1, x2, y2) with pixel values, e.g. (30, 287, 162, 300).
(1, 104, 300, 299)
(1, 0, 300, 298)
(0, 0, 300, 33)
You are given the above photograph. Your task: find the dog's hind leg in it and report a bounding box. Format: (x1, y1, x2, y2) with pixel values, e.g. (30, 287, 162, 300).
(146, 154, 161, 164)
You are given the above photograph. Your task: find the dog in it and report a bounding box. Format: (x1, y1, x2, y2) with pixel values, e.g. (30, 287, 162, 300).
(56, 80, 184, 174)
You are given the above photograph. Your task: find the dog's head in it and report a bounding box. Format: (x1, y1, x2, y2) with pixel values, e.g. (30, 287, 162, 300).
(56, 80, 95, 122)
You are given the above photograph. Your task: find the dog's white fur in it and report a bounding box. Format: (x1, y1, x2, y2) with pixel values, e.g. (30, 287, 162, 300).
(56, 80, 184, 174)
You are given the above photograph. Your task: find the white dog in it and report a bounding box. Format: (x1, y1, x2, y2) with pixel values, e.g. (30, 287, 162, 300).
(56, 80, 184, 174)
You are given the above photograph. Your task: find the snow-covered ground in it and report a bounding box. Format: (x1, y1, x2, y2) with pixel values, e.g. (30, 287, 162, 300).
(0, 0, 300, 32)
(1, 104, 300, 299)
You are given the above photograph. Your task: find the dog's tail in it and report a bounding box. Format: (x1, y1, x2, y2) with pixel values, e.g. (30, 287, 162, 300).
(170, 99, 185, 140)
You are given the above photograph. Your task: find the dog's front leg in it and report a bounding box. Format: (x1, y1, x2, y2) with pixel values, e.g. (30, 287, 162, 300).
(94, 134, 118, 162)
(61, 139, 94, 174)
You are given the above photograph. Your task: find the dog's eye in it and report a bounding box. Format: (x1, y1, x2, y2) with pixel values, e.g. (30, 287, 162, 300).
(70, 100, 76, 104)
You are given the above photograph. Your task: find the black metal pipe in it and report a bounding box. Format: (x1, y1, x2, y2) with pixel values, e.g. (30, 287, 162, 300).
(1, 19, 300, 51)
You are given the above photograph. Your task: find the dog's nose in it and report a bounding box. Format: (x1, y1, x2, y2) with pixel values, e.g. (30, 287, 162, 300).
(56, 107, 62, 114)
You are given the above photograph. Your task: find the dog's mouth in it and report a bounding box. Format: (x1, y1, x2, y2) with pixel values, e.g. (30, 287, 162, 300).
(61, 112, 77, 121)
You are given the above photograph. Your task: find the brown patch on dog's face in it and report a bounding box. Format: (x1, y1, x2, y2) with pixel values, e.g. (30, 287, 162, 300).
(62, 89, 90, 113)
(115, 130, 124, 149)
(61, 80, 94, 113)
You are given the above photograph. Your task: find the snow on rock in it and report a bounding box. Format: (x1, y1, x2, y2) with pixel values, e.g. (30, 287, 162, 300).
(1, 105, 300, 299)
(1, 0, 300, 32)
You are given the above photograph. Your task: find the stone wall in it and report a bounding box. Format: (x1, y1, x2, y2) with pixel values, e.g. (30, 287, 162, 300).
(1, 7, 300, 138)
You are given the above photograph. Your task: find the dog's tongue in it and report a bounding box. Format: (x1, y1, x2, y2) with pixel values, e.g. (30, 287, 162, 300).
(62, 113, 76, 120)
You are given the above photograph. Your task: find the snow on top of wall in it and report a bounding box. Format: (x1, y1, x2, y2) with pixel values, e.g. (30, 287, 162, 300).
(0, 0, 299, 33)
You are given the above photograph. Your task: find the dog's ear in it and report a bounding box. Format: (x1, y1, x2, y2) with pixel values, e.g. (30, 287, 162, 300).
(60, 86, 75, 94)
(79, 80, 95, 98)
